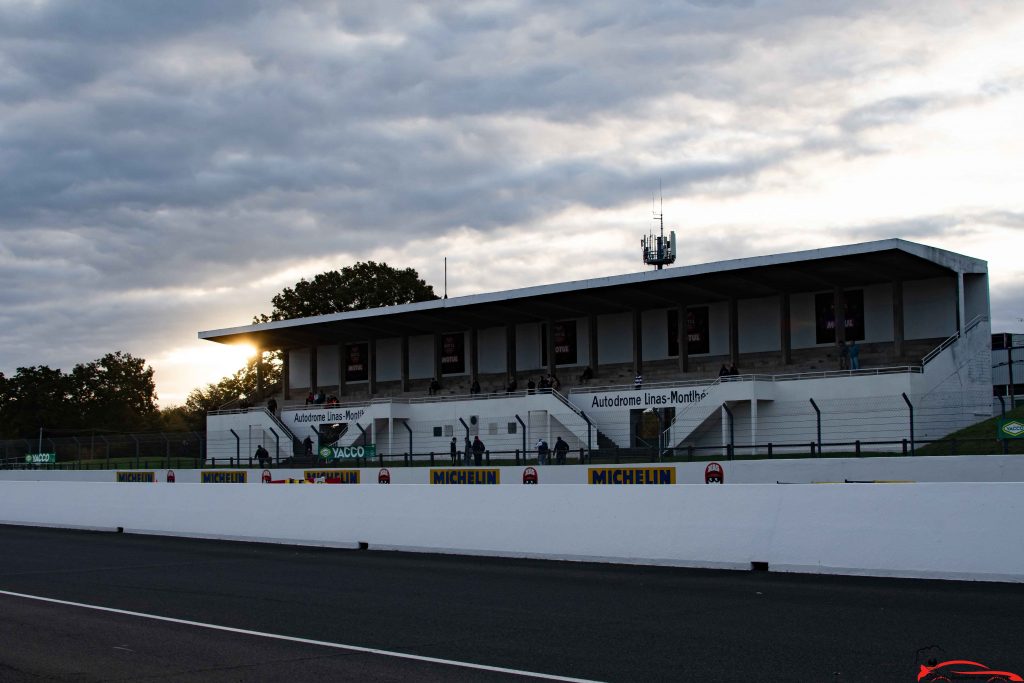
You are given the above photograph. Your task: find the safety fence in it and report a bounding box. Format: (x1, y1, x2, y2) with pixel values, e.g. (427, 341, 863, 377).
(0, 431, 205, 470)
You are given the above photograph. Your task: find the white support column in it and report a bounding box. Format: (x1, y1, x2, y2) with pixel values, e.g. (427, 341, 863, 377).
(750, 399, 758, 457)
(957, 270, 966, 333)
(721, 405, 729, 457)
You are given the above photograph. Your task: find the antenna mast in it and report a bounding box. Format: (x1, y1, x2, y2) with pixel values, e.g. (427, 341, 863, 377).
(640, 184, 676, 270)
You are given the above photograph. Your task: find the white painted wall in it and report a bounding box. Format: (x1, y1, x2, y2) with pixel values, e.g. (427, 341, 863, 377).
(516, 323, 542, 371)
(316, 345, 339, 386)
(738, 296, 780, 353)
(409, 334, 434, 379)
(2, 480, 1021, 582)
(708, 301, 729, 355)
(642, 310, 667, 360)
(478, 326, 506, 374)
(863, 284, 894, 343)
(598, 312, 632, 363)
(376, 337, 401, 381)
(288, 348, 310, 389)
(905, 277, 956, 340)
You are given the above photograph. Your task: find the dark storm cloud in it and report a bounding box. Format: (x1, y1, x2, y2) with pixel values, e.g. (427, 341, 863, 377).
(0, 0, 1018, 396)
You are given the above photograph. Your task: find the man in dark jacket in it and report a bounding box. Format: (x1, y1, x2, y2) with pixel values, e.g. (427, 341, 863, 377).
(472, 436, 485, 466)
(450, 437, 458, 465)
(553, 436, 569, 465)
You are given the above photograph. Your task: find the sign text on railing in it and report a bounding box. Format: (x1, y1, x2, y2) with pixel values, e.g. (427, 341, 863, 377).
(320, 445, 376, 460)
(25, 453, 56, 465)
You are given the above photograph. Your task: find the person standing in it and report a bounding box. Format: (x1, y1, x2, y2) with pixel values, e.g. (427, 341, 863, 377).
(634, 373, 643, 390)
(848, 340, 860, 370)
(449, 437, 458, 465)
(838, 341, 850, 370)
(266, 397, 278, 416)
(527, 378, 536, 394)
(464, 437, 472, 465)
(472, 436, 486, 466)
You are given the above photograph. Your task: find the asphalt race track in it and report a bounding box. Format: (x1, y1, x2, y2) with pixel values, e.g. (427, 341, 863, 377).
(0, 525, 1021, 682)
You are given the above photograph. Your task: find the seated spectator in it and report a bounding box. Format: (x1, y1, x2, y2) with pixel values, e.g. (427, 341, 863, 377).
(428, 378, 441, 396)
(314, 392, 325, 405)
(718, 364, 730, 377)
(305, 392, 315, 405)
(579, 366, 594, 383)
(729, 363, 739, 376)
(470, 379, 481, 395)
(550, 376, 561, 392)
(506, 377, 518, 393)
(527, 378, 536, 394)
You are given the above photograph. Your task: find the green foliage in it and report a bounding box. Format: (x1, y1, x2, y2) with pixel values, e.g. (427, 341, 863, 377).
(254, 261, 438, 322)
(0, 352, 159, 438)
(180, 352, 281, 431)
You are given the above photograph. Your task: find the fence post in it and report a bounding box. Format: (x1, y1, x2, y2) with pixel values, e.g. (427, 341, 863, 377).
(902, 438, 908, 455)
(515, 448, 520, 465)
(808, 398, 822, 455)
(229, 429, 240, 466)
(855, 440, 861, 457)
(767, 443, 773, 458)
(578, 447, 584, 465)
(164, 433, 171, 469)
(810, 442, 816, 456)
(131, 434, 140, 469)
(687, 444, 694, 461)
(722, 403, 734, 460)
(485, 450, 491, 465)
(901, 392, 915, 455)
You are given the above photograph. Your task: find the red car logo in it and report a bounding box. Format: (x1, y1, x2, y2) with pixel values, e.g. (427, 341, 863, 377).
(918, 660, 1023, 681)
(378, 468, 391, 484)
(523, 467, 538, 485)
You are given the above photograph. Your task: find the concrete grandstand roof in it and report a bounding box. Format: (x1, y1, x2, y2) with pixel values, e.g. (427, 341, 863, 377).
(199, 238, 987, 349)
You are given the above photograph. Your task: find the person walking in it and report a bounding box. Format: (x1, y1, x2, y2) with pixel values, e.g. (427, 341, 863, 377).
(449, 437, 458, 465)
(472, 436, 486, 466)
(535, 438, 550, 465)
(553, 436, 569, 465)
(266, 397, 278, 416)
(255, 444, 270, 468)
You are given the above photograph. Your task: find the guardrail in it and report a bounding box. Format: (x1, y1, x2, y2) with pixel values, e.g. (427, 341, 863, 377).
(922, 314, 988, 365)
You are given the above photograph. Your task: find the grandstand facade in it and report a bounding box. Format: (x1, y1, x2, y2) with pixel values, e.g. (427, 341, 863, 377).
(200, 239, 993, 462)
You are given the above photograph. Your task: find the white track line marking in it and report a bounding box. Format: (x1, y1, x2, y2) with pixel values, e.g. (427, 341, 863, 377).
(0, 589, 602, 682)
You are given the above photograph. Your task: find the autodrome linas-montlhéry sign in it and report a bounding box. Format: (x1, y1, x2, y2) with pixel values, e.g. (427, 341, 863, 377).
(582, 388, 708, 410)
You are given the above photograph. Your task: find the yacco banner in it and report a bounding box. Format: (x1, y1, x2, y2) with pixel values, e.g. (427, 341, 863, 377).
(571, 386, 709, 413)
(667, 307, 710, 356)
(998, 419, 1024, 439)
(345, 343, 369, 382)
(815, 289, 864, 344)
(319, 445, 376, 461)
(24, 453, 56, 465)
(285, 406, 366, 428)
(588, 467, 677, 485)
(201, 471, 248, 484)
(116, 471, 155, 483)
(303, 469, 361, 484)
(440, 333, 465, 374)
(430, 468, 500, 484)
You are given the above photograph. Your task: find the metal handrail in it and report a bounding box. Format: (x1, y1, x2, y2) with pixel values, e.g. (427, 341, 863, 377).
(922, 314, 988, 365)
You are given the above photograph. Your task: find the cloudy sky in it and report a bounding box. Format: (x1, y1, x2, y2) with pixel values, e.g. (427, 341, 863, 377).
(1, 0, 1022, 406)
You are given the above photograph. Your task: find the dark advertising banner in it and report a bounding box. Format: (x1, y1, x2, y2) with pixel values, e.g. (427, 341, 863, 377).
(553, 320, 577, 365)
(668, 306, 710, 356)
(441, 333, 465, 374)
(345, 342, 369, 382)
(815, 290, 864, 344)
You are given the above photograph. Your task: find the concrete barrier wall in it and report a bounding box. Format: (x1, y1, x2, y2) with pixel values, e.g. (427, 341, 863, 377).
(3, 454, 1024, 484)
(0, 480, 1021, 583)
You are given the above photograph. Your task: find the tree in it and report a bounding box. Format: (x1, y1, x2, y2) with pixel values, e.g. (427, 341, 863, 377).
(255, 261, 438, 322)
(0, 353, 160, 439)
(73, 352, 159, 432)
(180, 352, 281, 431)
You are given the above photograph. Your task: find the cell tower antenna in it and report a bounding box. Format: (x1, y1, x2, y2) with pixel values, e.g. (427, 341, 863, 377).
(444, 257, 448, 299)
(640, 185, 676, 270)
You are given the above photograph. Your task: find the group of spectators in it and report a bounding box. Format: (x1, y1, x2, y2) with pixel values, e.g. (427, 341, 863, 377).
(838, 340, 861, 370)
(447, 435, 572, 465)
(718, 363, 740, 377)
(305, 391, 339, 406)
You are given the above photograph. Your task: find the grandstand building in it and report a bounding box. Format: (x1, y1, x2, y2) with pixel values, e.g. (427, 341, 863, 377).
(200, 239, 993, 462)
